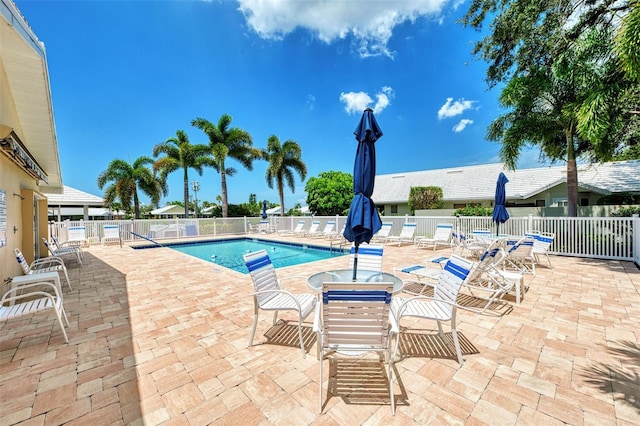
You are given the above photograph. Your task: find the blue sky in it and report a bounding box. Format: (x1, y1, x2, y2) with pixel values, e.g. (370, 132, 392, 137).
(16, 0, 544, 209)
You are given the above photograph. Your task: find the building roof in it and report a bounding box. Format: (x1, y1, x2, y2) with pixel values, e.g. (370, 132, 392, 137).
(151, 205, 188, 216)
(1, 0, 63, 192)
(372, 160, 640, 204)
(43, 185, 104, 206)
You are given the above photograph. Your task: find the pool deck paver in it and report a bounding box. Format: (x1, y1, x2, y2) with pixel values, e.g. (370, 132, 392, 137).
(0, 234, 639, 425)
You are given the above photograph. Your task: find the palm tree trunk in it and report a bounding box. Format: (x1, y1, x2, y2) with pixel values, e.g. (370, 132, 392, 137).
(133, 190, 140, 219)
(566, 130, 578, 217)
(278, 180, 285, 217)
(221, 170, 229, 218)
(183, 168, 190, 218)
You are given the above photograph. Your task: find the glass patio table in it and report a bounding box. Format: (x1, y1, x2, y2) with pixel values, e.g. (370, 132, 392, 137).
(307, 269, 404, 294)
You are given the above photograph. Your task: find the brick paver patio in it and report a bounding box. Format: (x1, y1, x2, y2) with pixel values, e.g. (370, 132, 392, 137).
(1, 235, 639, 425)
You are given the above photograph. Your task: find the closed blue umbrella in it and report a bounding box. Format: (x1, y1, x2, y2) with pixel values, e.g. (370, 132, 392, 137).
(343, 108, 383, 280)
(493, 172, 510, 236)
(261, 200, 268, 219)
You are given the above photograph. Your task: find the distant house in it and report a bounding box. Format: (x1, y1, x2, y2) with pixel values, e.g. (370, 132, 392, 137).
(43, 185, 111, 221)
(151, 205, 190, 218)
(266, 205, 311, 216)
(373, 161, 640, 216)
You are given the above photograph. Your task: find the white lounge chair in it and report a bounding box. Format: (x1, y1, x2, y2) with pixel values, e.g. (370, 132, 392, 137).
(14, 248, 72, 290)
(0, 281, 69, 343)
(370, 222, 393, 243)
(415, 223, 453, 250)
(391, 254, 476, 366)
(243, 250, 316, 357)
(386, 223, 417, 246)
(278, 220, 306, 237)
(101, 224, 122, 246)
(52, 236, 85, 261)
(314, 281, 397, 414)
(42, 238, 83, 265)
(504, 236, 536, 275)
(309, 221, 335, 238)
(302, 221, 321, 237)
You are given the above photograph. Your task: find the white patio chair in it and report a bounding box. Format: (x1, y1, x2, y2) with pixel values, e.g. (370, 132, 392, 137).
(302, 221, 321, 237)
(278, 220, 306, 237)
(42, 238, 83, 265)
(391, 254, 476, 366)
(460, 239, 525, 307)
(385, 223, 417, 246)
(15, 248, 72, 290)
(415, 223, 453, 250)
(52, 236, 84, 261)
(0, 281, 69, 343)
(504, 236, 536, 275)
(313, 282, 398, 415)
(66, 225, 89, 247)
(310, 221, 335, 238)
(526, 231, 555, 269)
(102, 224, 122, 247)
(370, 222, 393, 244)
(349, 243, 384, 272)
(243, 250, 316, 357)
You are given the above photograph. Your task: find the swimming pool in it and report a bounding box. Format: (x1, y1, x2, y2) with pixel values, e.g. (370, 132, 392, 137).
(141, 238, 348, 274)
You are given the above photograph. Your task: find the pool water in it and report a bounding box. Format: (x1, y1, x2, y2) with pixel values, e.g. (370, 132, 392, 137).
(163, 238, 347, 273)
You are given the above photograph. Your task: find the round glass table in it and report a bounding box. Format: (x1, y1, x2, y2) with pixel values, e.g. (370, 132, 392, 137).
(307, 269, 404, 294)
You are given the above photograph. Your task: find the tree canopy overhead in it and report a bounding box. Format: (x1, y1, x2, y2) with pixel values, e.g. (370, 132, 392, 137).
(461, 0, 639, 216)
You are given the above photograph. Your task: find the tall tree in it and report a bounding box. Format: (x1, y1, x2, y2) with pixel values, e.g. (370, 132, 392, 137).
(97, 156, 167, 219)
(261, 135, 307, 216)
(462, 0, 638, 216)
(192, 114, 258, 217)
(153, 130, 211, 217)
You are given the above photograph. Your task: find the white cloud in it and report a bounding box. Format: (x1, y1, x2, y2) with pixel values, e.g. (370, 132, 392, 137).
(340, 87, 394, 115)
(438, 97, 476, 119)
(237, 0, 448, 58)
(452, 119, 473, 132)
(306, 94, 316, 111)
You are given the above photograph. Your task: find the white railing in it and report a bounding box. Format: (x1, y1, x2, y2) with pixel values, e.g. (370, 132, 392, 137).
(48, 214, 637, 262)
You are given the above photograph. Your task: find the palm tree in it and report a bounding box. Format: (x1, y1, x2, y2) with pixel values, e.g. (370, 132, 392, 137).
(96, 156, 167, 219)
(153, 130, 212, 217)
(192, 114, 258, 217)
(261, 135, 307, 216)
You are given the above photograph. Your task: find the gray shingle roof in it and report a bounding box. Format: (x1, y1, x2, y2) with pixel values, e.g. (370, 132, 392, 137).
(372, 160, 640, 203)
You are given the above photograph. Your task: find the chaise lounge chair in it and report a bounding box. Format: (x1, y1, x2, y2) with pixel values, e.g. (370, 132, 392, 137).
(385, 223, 417, 246)
(415, 223, 453, 250)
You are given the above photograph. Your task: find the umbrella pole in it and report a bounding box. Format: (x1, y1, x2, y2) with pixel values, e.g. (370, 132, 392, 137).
(352, 242, 359, 282)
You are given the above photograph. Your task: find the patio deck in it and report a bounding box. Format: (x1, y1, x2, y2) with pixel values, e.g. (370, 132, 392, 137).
(1, 236, 639, 425)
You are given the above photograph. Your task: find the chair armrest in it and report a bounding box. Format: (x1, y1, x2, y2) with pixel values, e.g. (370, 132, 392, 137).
(30, 257, 64, 269)
(2, 281, 61, 301)
(252, 289, 303, 311)
(312, 300, 322, 333)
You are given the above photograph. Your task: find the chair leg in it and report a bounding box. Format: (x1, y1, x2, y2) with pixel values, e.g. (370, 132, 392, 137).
(318, 349, 323, 413)
(54, 308, 69, 343)
(297, 315, 306, 358)
(249, 303, 259, 347)
(61, 269, 72, 291)
(388, 356, 395, 415)
(450, 310, 464, 365)
(272, 311, 278, 325)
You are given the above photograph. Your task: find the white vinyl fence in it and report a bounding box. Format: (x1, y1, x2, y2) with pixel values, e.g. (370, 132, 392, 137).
(49, 214, 639, 263)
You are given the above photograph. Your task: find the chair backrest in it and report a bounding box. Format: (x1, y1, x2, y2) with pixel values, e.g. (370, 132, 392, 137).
(13, 248, 31, 274)
(399, 223, 417, 237)
(307, 221, 320, 233)
(67, 226, 87, 241)
(103, 224, 120, 238)
(375, 223, 393, 238)
(435, 255, 476, 308)
(52, 236, 64, 250)
(433, 224, 453, 240)
(294, 221, 306, 231)
(243, 250, 280, 307)
(526, 231, 554, 254)
(349, 243, 383, 272)
(466, 239, 505, 282)
(321, 282, 393, 349)
(41, 238, 54, 254)
(507, 236, 534, 257)
(472, 228, 491, 237)
(322, 221, 335, 233)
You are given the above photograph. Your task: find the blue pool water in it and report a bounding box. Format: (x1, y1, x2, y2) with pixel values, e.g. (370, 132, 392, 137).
(153, 238, 347, 274)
